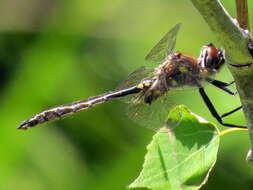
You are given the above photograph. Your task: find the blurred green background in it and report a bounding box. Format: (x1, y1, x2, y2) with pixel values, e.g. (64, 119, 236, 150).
(0, 0, 252, 189)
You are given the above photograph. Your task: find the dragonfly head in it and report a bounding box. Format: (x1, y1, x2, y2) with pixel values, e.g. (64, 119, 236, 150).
(198, 43, 225, 72)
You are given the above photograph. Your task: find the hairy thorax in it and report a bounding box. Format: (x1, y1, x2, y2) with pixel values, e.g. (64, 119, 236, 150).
(142, 53, 215, 104)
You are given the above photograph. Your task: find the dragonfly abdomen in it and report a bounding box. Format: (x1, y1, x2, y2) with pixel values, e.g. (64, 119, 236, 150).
(18, 85, 141, 130)
(18, 103, 92, 129)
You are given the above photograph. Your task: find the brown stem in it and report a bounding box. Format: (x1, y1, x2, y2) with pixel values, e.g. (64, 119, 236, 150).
(235, 0, 250, 31)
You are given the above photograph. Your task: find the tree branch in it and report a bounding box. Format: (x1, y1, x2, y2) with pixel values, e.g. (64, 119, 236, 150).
(190, 0, 253, 164)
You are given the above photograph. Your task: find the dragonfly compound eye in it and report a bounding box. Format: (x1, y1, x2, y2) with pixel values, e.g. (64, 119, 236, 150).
(199, 44, 225, 71)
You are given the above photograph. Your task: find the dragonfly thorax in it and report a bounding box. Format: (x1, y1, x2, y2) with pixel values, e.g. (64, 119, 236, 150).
(160, 53, 203, 88)
(140, 49, 222, 105)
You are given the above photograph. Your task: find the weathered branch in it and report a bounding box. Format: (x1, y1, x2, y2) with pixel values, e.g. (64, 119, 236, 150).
(190, 0, 253, 164)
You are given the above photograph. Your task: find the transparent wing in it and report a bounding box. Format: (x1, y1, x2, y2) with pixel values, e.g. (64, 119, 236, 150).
(126, 93, 174, 131)
(117, 66, 153, 90)
(145, 23, 181, 63)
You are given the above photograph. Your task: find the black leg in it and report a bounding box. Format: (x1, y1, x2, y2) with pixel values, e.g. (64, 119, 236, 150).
(206, 79, 243, 118)
(221, 106, 243, 118)
(198, 87, 247, 129)
(206, 79, 236, 95)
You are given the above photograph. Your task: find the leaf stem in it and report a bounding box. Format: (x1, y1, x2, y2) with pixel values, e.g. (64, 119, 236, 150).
(219, 128, 247, 137)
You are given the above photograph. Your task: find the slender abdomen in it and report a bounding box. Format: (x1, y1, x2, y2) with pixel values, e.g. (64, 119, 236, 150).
(18, 86, 141, 130)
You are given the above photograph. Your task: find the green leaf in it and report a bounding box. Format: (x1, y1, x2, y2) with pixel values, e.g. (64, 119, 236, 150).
(129, 105, 220, 190)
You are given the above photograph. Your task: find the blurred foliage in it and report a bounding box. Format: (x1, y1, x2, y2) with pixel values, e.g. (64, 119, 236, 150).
(0, 0, 252, 190)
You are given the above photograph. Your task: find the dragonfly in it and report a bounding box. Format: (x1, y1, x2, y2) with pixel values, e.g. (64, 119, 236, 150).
(18, 23, 246, 130)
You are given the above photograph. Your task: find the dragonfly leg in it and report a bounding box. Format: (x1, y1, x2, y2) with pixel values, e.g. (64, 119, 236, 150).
(206, 79, 243, 118)
(198, 87, 247, 129)
(221, 106, 243, 118)
(207, 79, 236, 95)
